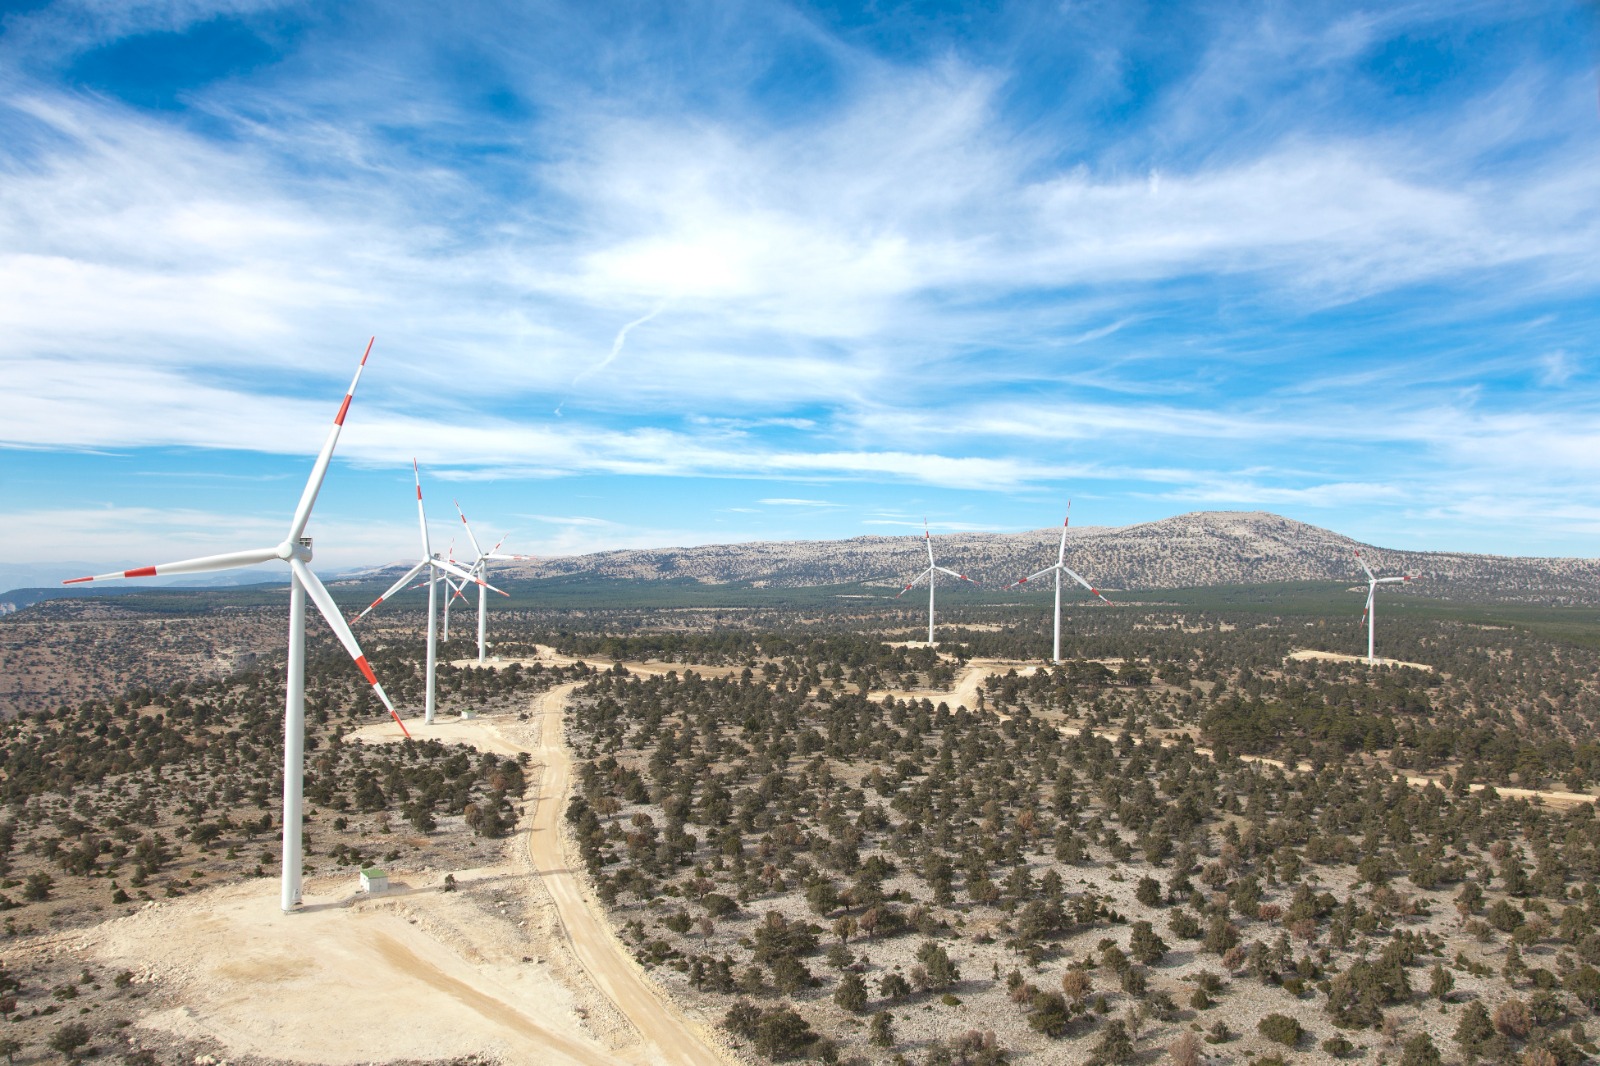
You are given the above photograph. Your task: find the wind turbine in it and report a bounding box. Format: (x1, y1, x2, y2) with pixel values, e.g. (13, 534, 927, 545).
(1005, 503, 1112, 664)
(353, 462, 504, 722)
(1354, 549, 1416, 664)
(63, 338, 405, 914)
(452, 499, 531, 664)
(895, 521, 977, 646)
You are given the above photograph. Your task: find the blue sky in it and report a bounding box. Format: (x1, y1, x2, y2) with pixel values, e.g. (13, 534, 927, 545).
(2, 0, 1598, 575)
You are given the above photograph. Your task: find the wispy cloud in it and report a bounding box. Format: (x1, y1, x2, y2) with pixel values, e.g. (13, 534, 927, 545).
(1, 1, 1597, 558)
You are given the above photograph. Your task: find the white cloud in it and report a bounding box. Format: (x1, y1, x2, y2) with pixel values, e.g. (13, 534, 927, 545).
(1538, 349, 1576, 387)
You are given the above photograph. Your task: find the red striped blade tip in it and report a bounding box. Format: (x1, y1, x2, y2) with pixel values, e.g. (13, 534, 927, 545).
(360, 337, 374, 365)
(355, 656, 378, 686)
(334, 395, 352, 426)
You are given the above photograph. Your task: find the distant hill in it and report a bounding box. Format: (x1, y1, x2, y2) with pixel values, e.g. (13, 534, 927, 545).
(446, 511, 1600, 606)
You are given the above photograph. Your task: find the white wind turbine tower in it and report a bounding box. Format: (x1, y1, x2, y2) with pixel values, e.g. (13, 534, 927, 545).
(1005, 503, 1112, 664)
(353, 462, 504, 722)
(1354, 549, 1417, 665)
(452, 499, 531, 664)
(64, 339, 406, 914)
(895, 521, 977, 646)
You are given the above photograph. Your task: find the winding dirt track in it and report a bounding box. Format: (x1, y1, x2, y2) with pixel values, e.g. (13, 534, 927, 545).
(523, 682, 730, 1066)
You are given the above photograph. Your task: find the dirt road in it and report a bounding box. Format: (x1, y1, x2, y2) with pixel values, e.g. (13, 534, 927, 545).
(523, 683, 730, 1066)
(353, 683, 730, 1066)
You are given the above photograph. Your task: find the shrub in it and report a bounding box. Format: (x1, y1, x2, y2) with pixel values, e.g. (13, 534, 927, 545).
(833, 972, 867, 1013)
(915, 941, 960, 991)
(752, 1007, 814, 1062)
(1322, 1035, 1356, 1057)
(1130, 921, 1169, 965)
(723, 1000, 761, 1040)
(21, 873, 52, 903)
(1494, 1000, 1533, 1039)
(1028, 992, 1070, 1038)
(1454, 1001, 1495, 1054)
(868, 1010, 895, 1048)
(47, 1023, 90, 1062)
(702, 892, 738, 918)
(1400, 1033, 1441, 1066)
(1169, 1031, 1201, 1066)
(1169, 909, 1202, 939)
(1088, 1020, 1136, 1066)
(1564, 965, 1600, 1010)
(1489, 900, 1524, 933)
(1258, 1013, 1303, 1047)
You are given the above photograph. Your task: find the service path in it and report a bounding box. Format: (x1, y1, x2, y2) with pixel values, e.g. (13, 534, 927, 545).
(358, 679, 731, 1066)
(521, 682, 730, 1066)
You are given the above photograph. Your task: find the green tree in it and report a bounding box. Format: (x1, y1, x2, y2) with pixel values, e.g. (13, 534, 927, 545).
(868, 1010, 895, 1048)
(1400, 1033, 1441, 1066)
(752, 1007, 814, 1062)
(916, 941, 960, 991)
(1029, 991, 1071, 1038)
(723, 1000, 761, 1040)
(48, 1022, 91, 1063)
(1130, 921, 1169, 965)
(1203, 914, 1239, 955)
(1429, 963, 1454, 1001)
(806, 877, 839, 917)
(1453, 1001, 1494, 1059)
(1258, 1014, 1303, 1047)
(833, 971, 867, 1013)
(1564, 965, 1600, 1010)
(1088, 1020, 1135, 1066)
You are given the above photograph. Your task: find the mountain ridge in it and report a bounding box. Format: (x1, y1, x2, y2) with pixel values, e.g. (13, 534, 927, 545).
(464, 510, 1600, 605)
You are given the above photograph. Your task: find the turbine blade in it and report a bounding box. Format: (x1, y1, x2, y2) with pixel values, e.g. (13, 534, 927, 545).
(1058, 502, 1071, 565)
(353, 558, 430, 621)
(63, 546, 281, 584)
(934, 565, 975, 584)
(287, 337, 374, 543)
(412, 459, 431, 557)
(1006, 565, 1057, 589)
(1062, 566, 1112, 605)
(452, 499, 486, 560)
(435, 557, 509, 596)
(894, 567, 934, 598)
(924, 519, 934, 566)
(1353, 549, 1376, 582)
(291, 557, 410, 737)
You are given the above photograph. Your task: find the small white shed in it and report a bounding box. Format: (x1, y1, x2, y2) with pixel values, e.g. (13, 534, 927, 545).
(359, 867, 389, 893)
